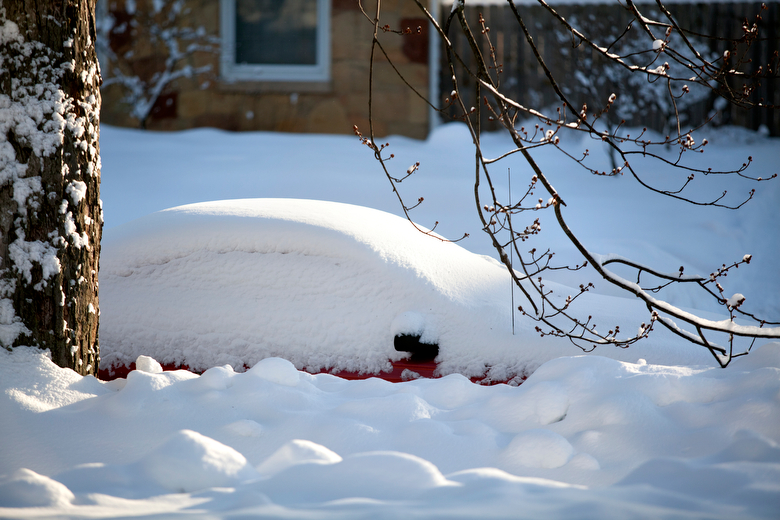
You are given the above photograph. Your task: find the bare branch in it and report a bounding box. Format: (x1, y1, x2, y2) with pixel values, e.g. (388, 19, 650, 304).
(362, 0, 780, 366)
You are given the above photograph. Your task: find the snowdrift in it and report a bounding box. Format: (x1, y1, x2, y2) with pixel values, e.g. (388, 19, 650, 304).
(100, 198, 714, 381)
(1, 345, 779, 518)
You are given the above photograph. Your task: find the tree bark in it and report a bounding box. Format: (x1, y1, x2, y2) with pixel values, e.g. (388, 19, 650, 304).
(1, 0, 102, 375)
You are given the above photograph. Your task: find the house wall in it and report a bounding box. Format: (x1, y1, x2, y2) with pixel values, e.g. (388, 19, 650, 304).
(99, 0, 432, 139)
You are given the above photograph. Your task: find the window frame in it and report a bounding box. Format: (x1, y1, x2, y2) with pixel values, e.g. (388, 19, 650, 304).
(220, 0, 331, 83)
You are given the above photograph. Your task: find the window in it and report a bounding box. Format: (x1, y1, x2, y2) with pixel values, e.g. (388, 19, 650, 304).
(220, 0, 330, 82)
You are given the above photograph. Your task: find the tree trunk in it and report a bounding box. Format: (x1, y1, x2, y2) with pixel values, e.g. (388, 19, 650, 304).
(1, 0, 102, 375)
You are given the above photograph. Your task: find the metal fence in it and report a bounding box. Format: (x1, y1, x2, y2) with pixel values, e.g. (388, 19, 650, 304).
(439, 2, 779, 135)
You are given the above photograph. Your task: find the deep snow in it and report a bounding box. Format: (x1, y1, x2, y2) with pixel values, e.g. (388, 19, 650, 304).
(1, 123, 779, 518)
(2, 345, 779, 519)
(98, 198, 720, 379)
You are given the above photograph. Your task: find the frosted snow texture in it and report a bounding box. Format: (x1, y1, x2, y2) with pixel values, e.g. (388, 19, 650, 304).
(1, 345, 778, 518)
(99, 199, 715, 378)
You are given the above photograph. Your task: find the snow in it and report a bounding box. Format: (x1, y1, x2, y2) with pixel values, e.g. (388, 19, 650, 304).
(140, 429, 259, 493)
(100, 196, 753, 377)
(65, 180, 88, 204)
(1, 345, 779, 518)
(728, 293, 746, 309)
(135, 354, 162, 374)
(101, 197, 664, 378)
(2, 122, 779, 517)
(7, 230, 61, 286)
(96, 123, 780, 320)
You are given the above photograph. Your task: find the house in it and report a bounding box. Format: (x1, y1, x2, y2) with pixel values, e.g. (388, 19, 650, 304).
(98, 0, 778, 138)
(98, 0, 435, 139)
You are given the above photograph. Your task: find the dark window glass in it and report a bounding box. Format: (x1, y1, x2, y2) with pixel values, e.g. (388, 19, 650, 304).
(235, 0, 318, 66)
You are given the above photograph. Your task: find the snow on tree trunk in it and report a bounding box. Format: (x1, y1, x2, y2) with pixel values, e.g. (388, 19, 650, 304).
(0, 0, 102, 375)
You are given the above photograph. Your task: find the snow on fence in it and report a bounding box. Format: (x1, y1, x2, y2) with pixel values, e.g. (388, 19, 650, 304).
(440, 1, 779, 135)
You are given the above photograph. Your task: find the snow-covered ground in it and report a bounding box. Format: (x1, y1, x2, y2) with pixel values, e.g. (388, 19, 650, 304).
(2, 344, 779, 518)
(1, 123, 779, 518)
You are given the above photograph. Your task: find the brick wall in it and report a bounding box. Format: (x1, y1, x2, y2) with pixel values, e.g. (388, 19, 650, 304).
(99, 0, 431, 138)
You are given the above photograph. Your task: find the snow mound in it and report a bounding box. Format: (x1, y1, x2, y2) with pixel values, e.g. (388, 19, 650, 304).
(0, 468, 74, 508)
(0, 347, 108, 413)
(99, 198, 549, 378)
(135, 355, 162, 374)
(246, 357, 301, 387)
(256, 439, 342, 477)
(99, 198, 715, 379)
(259, 450, 455, 504)
(141, 429, 259, 493)
(502, 429, 576, 469)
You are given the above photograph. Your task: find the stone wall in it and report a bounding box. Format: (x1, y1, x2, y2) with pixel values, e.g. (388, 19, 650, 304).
(99, 0, 431, 138)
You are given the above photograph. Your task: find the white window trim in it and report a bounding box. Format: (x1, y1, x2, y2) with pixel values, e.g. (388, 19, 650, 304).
(220, 0, 331, 82)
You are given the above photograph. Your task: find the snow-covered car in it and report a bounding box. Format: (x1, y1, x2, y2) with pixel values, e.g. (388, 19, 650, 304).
(98, 198, 711, 383)
(99, 199, 552, 383)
